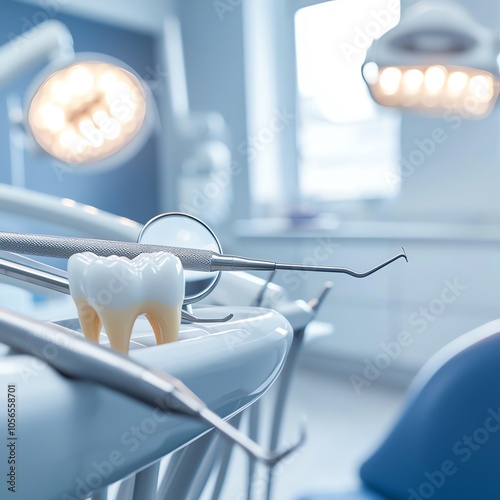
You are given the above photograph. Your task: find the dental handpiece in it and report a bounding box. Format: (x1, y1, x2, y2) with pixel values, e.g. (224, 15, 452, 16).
(0, 231, 407, 277)
(0, 308, 304, 466)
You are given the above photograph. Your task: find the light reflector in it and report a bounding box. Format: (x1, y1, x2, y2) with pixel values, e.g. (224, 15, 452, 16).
(28, 61, 147, 165)
(363, 64, 498, 118)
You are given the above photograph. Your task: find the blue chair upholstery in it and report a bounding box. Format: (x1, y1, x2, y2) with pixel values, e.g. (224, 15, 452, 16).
(297, 489, 385, 500)
(300, 319, 500, 500)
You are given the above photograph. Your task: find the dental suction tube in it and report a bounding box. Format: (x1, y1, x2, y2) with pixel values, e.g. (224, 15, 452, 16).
(0, 231, 407, 277)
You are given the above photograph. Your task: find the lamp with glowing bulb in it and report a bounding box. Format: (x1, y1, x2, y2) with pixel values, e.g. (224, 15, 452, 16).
(27, 54, 153, 169)
(362, 1, 500, 119)
(0, 20, 154, 176)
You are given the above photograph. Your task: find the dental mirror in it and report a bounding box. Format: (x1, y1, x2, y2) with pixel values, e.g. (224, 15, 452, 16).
(138, 213, 222, 304)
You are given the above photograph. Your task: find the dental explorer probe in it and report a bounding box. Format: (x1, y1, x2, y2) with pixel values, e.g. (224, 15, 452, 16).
(0, 308, 304, 467)
(0, 231, 408, 277)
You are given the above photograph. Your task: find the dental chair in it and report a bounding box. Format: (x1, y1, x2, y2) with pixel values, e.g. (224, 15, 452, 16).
(299, 318, 500, 500)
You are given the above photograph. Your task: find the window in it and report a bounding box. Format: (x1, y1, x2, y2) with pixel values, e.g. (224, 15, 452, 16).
(296, 0, 401, 201)
(244, 0, 401, 215)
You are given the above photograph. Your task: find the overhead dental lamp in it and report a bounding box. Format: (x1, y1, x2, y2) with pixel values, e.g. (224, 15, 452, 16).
(0, 20, 153, 171)
(27, 56, 150, 166)
(362, 1, 500, 119)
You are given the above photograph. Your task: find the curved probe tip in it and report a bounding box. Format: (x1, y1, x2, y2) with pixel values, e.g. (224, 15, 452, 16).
(268, 420, 307, 467)
(401, 246, 408, 263)
(181, 311, 234, 324)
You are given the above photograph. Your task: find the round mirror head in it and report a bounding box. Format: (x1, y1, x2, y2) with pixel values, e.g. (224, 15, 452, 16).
(138, 212, 222, 304)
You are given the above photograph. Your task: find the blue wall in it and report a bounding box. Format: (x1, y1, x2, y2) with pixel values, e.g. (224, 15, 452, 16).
(178, 0, 250, 222)
(0, 1, 160, 224)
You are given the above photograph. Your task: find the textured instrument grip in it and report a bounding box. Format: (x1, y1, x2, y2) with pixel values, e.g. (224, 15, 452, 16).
(0, 232, 215, 272)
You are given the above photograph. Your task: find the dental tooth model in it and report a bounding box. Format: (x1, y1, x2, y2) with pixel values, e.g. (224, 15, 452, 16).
(68, 252, 184, 353)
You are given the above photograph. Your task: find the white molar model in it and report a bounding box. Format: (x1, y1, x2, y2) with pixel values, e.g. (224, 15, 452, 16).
(68, 252, 184, 353)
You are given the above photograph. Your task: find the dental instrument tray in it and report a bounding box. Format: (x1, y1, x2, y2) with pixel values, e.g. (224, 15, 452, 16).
(0, 305, 298, 499)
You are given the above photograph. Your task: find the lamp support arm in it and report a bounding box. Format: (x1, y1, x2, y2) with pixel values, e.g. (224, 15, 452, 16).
(0, 20, 74, 88)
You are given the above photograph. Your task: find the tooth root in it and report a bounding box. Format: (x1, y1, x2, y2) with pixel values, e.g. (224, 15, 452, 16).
(145, 305, 182, 346)
(75, 299, 102, 344)
(69, 252, 185, 354)
(98, 309, 137, 355)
